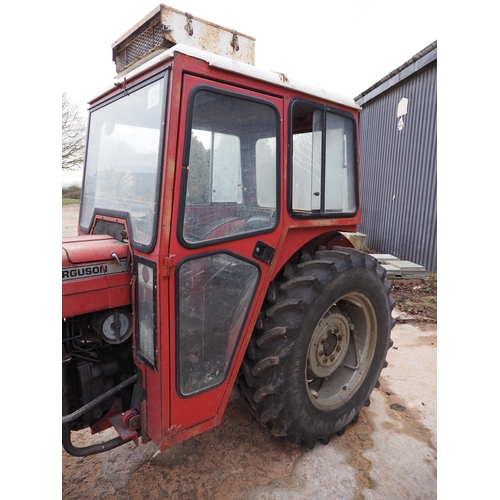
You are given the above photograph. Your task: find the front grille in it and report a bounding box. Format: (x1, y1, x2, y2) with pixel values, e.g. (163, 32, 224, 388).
(115, 22, 166, 73)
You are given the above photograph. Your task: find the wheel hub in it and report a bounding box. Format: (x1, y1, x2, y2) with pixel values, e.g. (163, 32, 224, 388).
(323, 333, 338, 356)
(307, 308, 350, 378)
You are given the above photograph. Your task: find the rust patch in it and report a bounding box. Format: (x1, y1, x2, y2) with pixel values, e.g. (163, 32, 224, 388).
(198, 24, 223, 53)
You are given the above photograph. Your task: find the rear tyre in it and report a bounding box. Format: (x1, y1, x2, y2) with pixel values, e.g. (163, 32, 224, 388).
(239, 247, 395, 448)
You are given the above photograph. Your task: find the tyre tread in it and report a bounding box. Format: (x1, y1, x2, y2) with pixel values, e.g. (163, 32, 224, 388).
(239, 247, 394, 449)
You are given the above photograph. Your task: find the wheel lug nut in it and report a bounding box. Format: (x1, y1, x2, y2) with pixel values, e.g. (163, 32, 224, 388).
(330, 355, 334, 361)
(336, 345, 341, 352)
(319, 350, 324, 356)
(337, 335, 343, 341)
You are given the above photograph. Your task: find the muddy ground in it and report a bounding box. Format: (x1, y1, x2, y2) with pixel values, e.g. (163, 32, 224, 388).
(390, 274, 437, 323)
(62, 204, 437, 499)
(62, 323, 437, 500)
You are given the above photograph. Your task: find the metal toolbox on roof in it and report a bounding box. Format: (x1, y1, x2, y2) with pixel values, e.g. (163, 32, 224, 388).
(112, 4, 256, 77)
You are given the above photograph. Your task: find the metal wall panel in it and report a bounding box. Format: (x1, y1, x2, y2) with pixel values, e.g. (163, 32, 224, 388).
(357, 60, 437, 272)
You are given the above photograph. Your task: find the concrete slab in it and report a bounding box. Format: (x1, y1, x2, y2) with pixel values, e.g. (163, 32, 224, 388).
(390, 260, 426, 271)
(361, 403, 437, 500)
(391, 260, 427, 279)
(371, 254, 400, 262)
(382, 263, 402, 277)
(361, 323, 437, 499)
(382, 324, 437, 443)
(388, 263, 426, 279)
(372, 255, 427, 279)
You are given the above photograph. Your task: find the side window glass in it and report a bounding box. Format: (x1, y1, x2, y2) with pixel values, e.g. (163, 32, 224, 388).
(291, 102, 357, 217)
(256, 137, 277, 208)
(325, 112, 357, 213)
(292, 106, 322, 212)
(182, 89, 278, 244)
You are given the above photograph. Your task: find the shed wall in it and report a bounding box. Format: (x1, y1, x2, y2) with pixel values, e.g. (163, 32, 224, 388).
(357, 60, 437, 272)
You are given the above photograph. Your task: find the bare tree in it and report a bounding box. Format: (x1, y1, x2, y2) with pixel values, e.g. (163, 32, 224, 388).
(62, 93, 87, 170)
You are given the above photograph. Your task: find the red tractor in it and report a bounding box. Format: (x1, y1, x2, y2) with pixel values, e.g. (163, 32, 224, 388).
(62, 5, 394, 456)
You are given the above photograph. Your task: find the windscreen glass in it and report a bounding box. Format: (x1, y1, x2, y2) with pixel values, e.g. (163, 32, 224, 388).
(80, 74, 166, 248)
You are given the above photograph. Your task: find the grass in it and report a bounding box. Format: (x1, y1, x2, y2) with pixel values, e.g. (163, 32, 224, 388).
(63, 185, 81, 205)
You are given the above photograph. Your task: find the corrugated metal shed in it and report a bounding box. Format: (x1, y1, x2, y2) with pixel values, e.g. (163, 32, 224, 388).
(355, 41, 437, 273)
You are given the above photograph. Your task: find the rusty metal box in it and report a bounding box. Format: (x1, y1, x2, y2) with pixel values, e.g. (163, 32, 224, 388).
(112, 4, 256, 77)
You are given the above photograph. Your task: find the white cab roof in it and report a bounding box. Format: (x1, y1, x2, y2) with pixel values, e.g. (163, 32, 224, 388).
(91, 43, 361, 111)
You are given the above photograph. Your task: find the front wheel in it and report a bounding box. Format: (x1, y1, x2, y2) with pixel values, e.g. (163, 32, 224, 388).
(239, 247, 395, 448)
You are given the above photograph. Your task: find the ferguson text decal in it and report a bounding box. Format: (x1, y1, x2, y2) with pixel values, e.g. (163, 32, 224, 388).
(62, 260, 128, 282)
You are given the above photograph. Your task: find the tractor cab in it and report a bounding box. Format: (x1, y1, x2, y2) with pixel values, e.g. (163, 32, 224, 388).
(62, 5, 393, 457)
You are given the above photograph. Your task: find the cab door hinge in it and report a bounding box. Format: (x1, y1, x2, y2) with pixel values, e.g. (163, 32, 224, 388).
(162, 255, 176, 277)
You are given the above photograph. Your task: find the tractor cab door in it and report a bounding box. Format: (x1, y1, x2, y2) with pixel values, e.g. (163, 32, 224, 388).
(167, 74, 283, 436)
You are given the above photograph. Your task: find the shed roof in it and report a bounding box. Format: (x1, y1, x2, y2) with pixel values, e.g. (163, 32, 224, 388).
(354, 41, 437, 106)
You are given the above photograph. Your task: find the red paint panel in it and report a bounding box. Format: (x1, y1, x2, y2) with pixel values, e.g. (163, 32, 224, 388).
(62, 283, 131, 317)
(62, 235, 128, 265)
(164, 68, 285, 442)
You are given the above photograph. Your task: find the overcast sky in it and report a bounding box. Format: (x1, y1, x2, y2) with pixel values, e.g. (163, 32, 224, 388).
(59, 0, 438, 184)
(61, 0, 438, 113)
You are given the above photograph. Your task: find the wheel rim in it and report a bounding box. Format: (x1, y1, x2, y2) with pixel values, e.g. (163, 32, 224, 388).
(305, 292, 378, 410)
